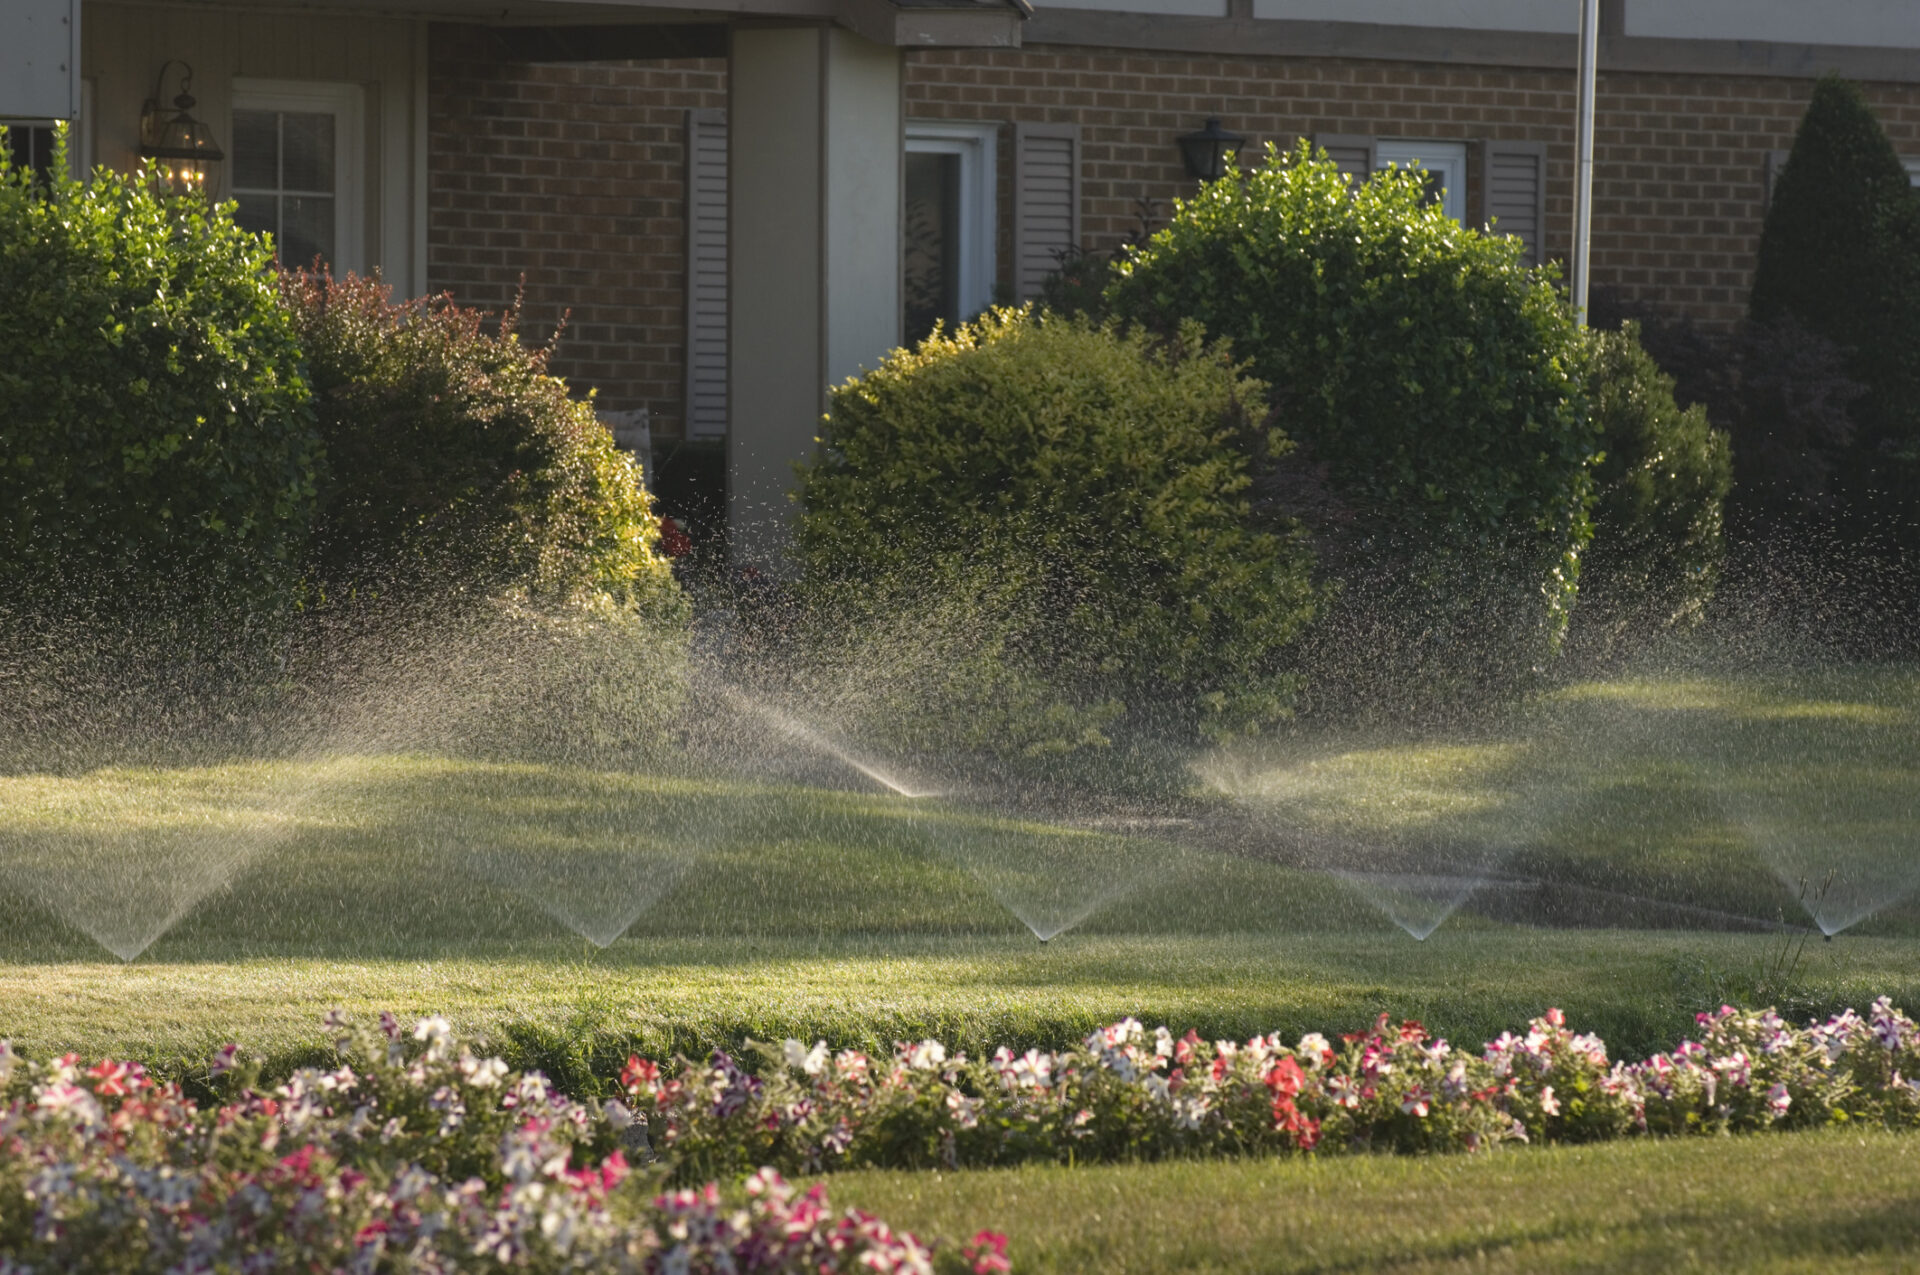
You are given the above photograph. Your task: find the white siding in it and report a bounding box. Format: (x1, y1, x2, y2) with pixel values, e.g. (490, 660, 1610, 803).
(1252, 0, 1577, 33)
(80, 2, 424, 285)
(1626, 0, 1920, 49)
(1039, 0, 1227, 15)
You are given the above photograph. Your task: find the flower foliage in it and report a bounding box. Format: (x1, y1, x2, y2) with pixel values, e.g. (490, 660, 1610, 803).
(617, 1000, 1920, 1179)
(0, 1014, 989, 1275)
(5, 1002, 1919, 1271)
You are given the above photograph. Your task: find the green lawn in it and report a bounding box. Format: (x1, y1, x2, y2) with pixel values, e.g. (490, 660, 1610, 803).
(0, 666, 1915, 1077)
(827, 1127, 1920, 1273)
(4, 666, 1919, 1269)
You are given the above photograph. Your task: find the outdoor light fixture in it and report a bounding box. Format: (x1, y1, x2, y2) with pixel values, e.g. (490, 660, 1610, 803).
(1177, 117, 1245, 182)
(139, 61, 224, 193)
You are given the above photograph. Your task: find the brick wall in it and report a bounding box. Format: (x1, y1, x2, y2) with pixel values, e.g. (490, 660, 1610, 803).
(419, 33, 1920, 433)
(427, 26, 725, 439)
(906, 48, 1920, 327)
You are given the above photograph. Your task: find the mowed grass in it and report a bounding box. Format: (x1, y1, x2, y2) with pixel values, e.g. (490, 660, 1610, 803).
(826, 1127, 1920, 1273)
(0, 666, 1915, 1074)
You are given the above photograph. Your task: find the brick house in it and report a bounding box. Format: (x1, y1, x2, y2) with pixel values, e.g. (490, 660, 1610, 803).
(6, 0, 1920, 565)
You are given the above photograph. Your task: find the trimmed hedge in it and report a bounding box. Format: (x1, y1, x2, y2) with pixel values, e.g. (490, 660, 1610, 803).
(1106, 141, 1598, 692)
(0, 128, 318, 618)
(794, 308, 1319, 752)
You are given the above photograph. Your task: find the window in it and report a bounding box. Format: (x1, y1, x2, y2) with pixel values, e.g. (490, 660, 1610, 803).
(1374, 139, 1469, 224)
(904, 121, 996, 346)
(4, 123, 57, 181)
(229, 80, 362, 274)
(4, 82, 92, 183)
(1906, 158, 1920, 190)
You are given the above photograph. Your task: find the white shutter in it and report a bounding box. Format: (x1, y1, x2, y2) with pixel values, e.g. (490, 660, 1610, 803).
(1483, 139, 1547, 267)
(1013, 122, 1080, 303)
(684, 108, 728, 441)
(1313, 133, 1376, 188)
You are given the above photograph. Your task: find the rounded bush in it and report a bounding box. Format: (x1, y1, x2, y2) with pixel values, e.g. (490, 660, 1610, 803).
(0, 132, 319, 616)
(794, 308, 1319, 751)
(280, 271, 689, 759)
(1106, 141, 1597, 685)
(1574, 322, 1732, 646)
(281, 271, 683, 615)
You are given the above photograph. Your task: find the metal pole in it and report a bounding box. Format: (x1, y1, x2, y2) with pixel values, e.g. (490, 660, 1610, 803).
(1571, 0, 1599, 326)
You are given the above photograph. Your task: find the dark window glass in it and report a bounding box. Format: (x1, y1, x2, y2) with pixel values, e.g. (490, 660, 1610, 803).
(904, 150, 961, 346)
(230, 111, 278, 190)
(231, 108, 337, 268)
(4, 125, 57, 184)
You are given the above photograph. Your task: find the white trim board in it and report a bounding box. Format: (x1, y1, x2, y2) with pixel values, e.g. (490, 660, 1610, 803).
(905, 119, 998, 329)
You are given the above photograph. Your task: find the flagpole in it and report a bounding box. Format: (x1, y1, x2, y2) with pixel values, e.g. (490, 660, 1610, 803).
(1571, 0, 1599, 325)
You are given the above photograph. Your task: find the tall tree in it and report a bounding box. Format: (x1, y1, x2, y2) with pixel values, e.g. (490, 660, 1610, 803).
(1749, 75, 1920, 497)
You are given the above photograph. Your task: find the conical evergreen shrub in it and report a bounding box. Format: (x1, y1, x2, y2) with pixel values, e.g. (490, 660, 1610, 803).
(1749, 74, 1920, 481)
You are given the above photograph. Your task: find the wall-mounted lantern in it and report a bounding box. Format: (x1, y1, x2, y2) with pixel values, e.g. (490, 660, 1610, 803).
(138, 61, 224, 192)
(1177, 117, 1245, 182)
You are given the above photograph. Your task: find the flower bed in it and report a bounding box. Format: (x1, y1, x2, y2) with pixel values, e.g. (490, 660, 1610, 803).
(0, 1014, 1001, 1274)
(625, 1000, 1920, 1179)
(3, 1001, 1918, 1271)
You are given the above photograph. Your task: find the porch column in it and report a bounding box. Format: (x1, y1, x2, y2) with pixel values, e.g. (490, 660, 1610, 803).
(728, 25, 902, 571)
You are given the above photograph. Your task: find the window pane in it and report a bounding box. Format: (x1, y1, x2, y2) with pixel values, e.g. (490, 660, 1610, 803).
(231, 111, 278, 190)
(232, 193, 277, 243)
(904, 151, 961, 346)
(281, 195, 334, 269)
(281, 112, 334, 193)
(6, 125, 56, 183)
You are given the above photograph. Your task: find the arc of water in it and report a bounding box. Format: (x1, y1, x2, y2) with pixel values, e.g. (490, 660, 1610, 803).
(717, 687, 944, 799)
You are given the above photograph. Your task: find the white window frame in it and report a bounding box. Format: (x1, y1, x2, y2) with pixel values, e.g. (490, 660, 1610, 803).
(1906, 157, 1920, 190)
(904, 120, 998, 326)
(1375, 139, 1469, 224)
(229, 78, 365, 276)
(2, 81, 90, 180)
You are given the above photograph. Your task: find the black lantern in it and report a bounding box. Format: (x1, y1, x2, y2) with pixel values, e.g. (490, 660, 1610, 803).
(1177, 117, 1245, 182)
(139, 61, 224, 193)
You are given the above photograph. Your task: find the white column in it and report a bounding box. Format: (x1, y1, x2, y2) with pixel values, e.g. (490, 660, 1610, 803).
(728, 26, 902, 571)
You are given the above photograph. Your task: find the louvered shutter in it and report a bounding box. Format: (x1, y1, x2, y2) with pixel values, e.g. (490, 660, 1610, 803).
(1313, 134, 1376, 188)
(1013, 122, 1080, 302)
(684, 108, 728, 440)
(1482, 140, 1547, 267)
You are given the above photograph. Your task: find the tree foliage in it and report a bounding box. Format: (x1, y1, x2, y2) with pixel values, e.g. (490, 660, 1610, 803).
(1750, 74, 1920, 482)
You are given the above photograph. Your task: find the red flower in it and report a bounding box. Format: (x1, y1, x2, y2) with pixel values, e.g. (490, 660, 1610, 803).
(964, 1230, 1012, 1274)
(1264, 1056, 1305, 1099)
(621, 1055, 661, 1095)
(87, 1060, 135, 1097)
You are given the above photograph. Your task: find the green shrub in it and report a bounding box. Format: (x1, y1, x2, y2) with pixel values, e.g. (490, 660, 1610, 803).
(1106, 141, 1597, 689)
(282, 270, 681, 613)
(794, 308, 1319, 752)
(280, 271, 689, 759)
(1750, 75, 1920, 475)
(1574, 322, 1732, 646)
(0, 128, 319, 617)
